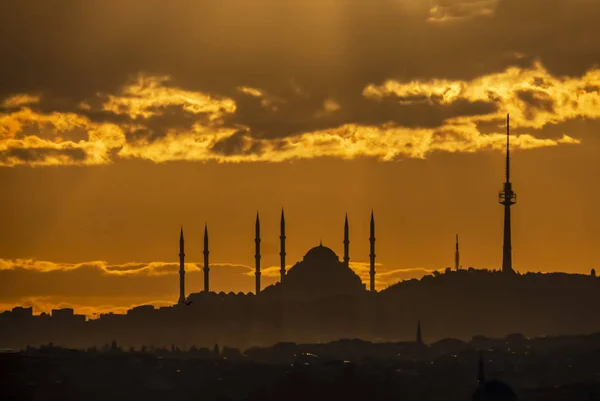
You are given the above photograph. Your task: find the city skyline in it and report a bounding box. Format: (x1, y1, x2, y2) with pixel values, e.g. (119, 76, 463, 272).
(3, 0, 600, 317)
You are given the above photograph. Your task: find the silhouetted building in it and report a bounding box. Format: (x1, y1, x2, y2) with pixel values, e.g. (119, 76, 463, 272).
(51, 308, 86, 323)
(255, 212, 261, 294)
(179, 227, 186, 303)
(499, 114, 516, 274)
(416, 320, 423, 344)
(204, 223, 210, 292)
(369, 210, 376, 292)
(280, 209, 286, 283)
(268, 243, 366, 299)
(51, 308, 74, 319)
(10, 307, 33, 318)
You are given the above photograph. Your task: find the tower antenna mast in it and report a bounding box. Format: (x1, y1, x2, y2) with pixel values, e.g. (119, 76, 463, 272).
(499, 114, 516, 274)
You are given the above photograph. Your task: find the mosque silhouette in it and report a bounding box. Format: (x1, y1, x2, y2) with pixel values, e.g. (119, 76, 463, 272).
(178, 211, 372, 304)
(177, 115, 516, 303)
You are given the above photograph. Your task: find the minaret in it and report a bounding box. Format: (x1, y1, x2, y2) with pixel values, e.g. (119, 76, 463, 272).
(280, 208, 286, 283)
(255, 212, 261, 294)
(499, 114, 516, 274)
(455, 234, 460, 271)
(416, 320, 423, 344)
(203, 223, 210, 292)
(179, 226, 186, 304)
(369, 210, 376, 292)
(343, 213, 350, 266)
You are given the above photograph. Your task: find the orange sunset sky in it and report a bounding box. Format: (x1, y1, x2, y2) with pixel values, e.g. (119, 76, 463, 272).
(1, 0, 600, 317)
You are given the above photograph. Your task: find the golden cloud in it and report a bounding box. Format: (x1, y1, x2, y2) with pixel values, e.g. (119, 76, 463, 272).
(0, 259, 259, 277)
(0, 107, 126, 167)
(0, 259, 199, 276)
(237, 86, 263, 98)
(1, 94, 40, 109)
(104, 74, 236, 120)
(120, 121, 578, 163)
(0, 63, 593, 167)
(237, 85, 282, 111)
(363, 62, 600, 130)
(428, 0, 499, 23)
(244, 265, 290, 278)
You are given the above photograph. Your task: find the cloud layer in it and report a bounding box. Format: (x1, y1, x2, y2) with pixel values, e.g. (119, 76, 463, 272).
(2, 0, 600, 167)
(0, 63, 591, 167)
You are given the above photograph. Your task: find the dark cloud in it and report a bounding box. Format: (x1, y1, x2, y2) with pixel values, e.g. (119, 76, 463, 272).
(0, 147, 87, 165)
(210, 130, 266, 156)
(355, 98, 498, 128)
(0, 1, 596, 92)
(225, 90, 341, 139)
(516, 89, 556, 120)
(120, 105, 215, 142)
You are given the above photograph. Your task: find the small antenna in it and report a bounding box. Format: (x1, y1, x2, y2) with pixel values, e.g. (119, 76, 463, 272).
(506, 113, 510, 183)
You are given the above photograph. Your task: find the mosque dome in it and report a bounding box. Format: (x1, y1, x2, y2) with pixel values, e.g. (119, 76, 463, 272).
(270, 242, 366, 299)
(303, 244, 339, 264)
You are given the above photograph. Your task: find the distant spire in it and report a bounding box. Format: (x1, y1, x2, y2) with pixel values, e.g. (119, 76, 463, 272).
(178, 226, 186, 304)
(255, 212, 261, 294)
(343, 213, 350, 266)
(455, 234, 460, 271)
(280, 208, 286, 283)
(255, 211, 260, 236)
(369, 210, 376, 292)
(478, 352, 485, 384)
(203, 223, 210, 292)
(416, 320, 423, 344)
(506, 114, 510, 184)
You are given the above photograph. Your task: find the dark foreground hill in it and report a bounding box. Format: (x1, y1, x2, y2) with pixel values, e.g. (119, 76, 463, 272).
(1, 269, 599, 349)
(378, 269, 600, 340)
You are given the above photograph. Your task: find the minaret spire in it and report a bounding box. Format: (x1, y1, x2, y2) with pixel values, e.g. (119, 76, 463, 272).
(280, 208, 286, 283)
(255, 212, 261, 294)
(455, 234, 460, 271)
(416, 320, 423, 344)
(343, 213, 350, 266)
(499, 113, 516, 274)
(203, 223, 210, 292)
(369, 210, 376, 292)
(178, 226, 186, 304)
